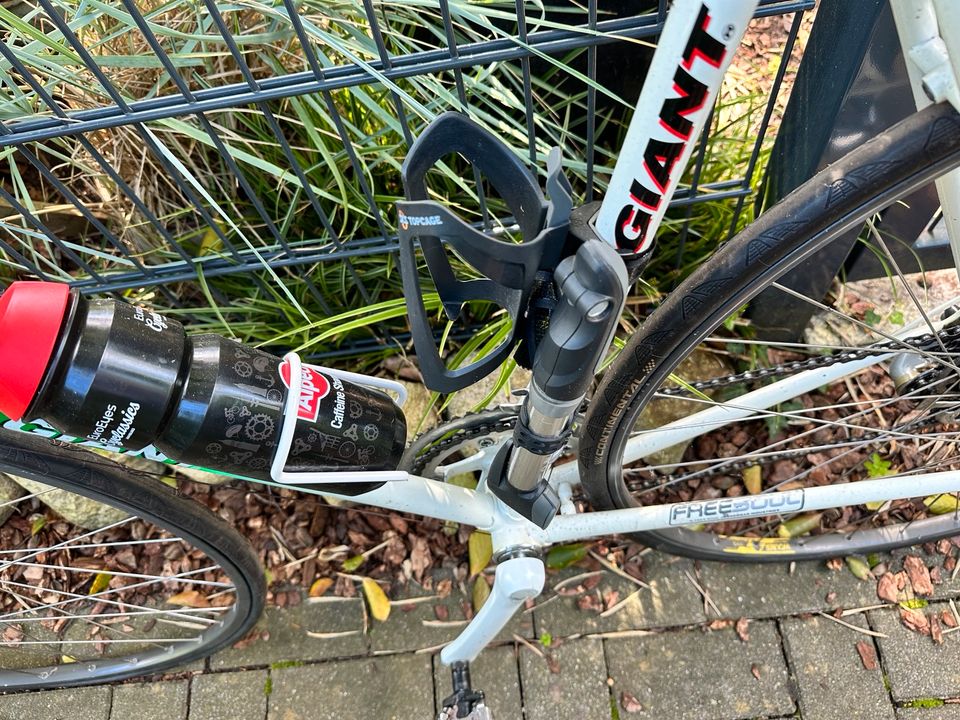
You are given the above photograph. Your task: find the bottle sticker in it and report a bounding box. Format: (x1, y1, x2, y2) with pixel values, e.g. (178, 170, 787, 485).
(279, 360, 331, 424)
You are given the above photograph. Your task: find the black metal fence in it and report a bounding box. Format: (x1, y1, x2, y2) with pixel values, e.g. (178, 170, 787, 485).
(0, 0, 813, 357)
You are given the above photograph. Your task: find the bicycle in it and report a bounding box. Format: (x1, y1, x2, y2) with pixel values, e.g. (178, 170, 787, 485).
(3, 0, 960, 717)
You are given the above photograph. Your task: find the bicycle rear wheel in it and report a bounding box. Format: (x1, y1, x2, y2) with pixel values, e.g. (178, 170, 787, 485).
(0, 428, 264, 690)
(580, 101, 960, 561)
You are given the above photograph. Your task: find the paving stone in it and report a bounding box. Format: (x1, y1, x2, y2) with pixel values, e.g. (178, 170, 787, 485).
(534, 552, 705, 639)
(605, 620, 794, 719)
(519, 638, 610, 720)
(111, 681, 188, 720)
(211, 599, 367, 669)
(190, 670, 267, 720)
(699, 558, 878, 619)
(0, 686, 111, 720)
(897, 706, 960, 720)
(871, 604, 960, 702)
(369, 571, 533, 654)
(268, 655, 434, 720)
(887, 548, 960, 602)
(432, 644, 522, 718)
(781, 614, 894, 720)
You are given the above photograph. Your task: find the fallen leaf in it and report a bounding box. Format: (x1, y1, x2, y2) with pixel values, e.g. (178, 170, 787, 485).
(409, 537, 431, 581)
(545, 543, 589, 570)
(735, 617, 750, 643)
(341, 554, 365, 573)
(742, 465, 762, 495)
(88, 572, 111, 596)
(845, 556, 871, 581)
(468, 531, 493, 577)
(472, 575, 491, 614)
(903, 556, 934, 597)
(167, 590, 210, 608)
(308, 578, 333, 598)
(621, 692, 643, 713)
(900, 607, 930, 636)
(777, 512, 822, 538)
(924, 493, 960, 515)
(856, 640, 878, 670)
(362, 578, 391, 622)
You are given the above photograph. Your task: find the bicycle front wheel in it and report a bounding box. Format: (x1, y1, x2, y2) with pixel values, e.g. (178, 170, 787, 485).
(0, 428, 264, 690)
(581, 102, 960, 561)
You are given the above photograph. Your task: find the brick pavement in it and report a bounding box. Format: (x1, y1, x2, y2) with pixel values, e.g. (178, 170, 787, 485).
(4, 550, 960, 720)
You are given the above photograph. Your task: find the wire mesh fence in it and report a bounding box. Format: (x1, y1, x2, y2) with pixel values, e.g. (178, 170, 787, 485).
(0, 0, 814, 359)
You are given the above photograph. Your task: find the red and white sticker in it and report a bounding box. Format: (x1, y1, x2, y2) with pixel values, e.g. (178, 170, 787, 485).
(279, 360, 330, 424)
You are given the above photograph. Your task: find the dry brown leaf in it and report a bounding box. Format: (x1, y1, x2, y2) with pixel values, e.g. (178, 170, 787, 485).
(167, 590, 210, 608)
(308, 577, 334, 598)
(855, 640, 878, 670)
(903, 556, 934, 597)
(735, 618, 750, 643)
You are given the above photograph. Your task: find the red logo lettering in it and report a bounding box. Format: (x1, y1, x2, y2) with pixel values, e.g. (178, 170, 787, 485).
(279, 360, 330, 423)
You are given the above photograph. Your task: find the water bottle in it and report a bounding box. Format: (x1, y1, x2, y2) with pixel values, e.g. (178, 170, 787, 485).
(0, 282, 406, 495)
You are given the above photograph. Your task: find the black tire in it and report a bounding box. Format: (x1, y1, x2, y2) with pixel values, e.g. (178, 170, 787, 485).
(579, 102, 960, 562)
(0, 428, 265, 690)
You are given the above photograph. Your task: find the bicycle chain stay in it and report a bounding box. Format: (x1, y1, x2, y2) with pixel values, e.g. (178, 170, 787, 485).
(396, 112, 574, 394)
(406, 327, 960, 481)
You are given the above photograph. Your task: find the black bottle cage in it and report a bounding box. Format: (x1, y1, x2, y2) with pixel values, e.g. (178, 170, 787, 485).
(397, 112, 573, 393)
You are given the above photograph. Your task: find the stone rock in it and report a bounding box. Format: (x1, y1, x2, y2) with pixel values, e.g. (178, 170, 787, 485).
(399, 380, 441, 435)
(634, 349, 733, 471)
(0, 473, 26, 526)
(445, 366, 531, 419)
(8, 476, 128, 530)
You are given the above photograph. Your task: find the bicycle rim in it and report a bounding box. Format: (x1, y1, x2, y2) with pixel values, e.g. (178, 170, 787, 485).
(580, 102, 960, 561)
(0, 429, 264, 690)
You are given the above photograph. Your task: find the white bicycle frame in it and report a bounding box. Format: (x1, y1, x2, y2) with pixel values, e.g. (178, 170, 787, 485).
(8, 0, 960, 668)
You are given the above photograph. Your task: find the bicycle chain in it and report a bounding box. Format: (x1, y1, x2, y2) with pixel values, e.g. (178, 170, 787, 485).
(659, 324, 960, 396)
(409, 326, 960, 480)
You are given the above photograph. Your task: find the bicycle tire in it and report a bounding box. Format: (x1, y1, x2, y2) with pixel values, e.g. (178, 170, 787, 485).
(0, 428, 265, 690)
(580, 101, 960, 562)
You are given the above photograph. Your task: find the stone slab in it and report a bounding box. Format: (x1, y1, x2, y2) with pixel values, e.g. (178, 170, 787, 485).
(518, 638, 611, 720)
(432, 645, 522, 718)
(605, 621, 794, 719)
(0, 686, 111, 720)
(871, 604, 960, 702)
(211, 599, 367, 669)
(897, 705, 960, 720)
(369, 572, 533, 654)
(781, 614, 894, 720)
(190, 670, 268, 720)
(533, 552, 705, 640)
(268, 654, 434, 720)
(111, 681, 188, 720)
(699, 558, 878, 619)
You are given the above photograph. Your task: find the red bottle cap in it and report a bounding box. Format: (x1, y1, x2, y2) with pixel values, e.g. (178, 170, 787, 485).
(0, 281, 71, 421)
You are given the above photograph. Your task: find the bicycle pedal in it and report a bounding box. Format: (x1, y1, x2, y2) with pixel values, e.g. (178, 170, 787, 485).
(437, 703, 493, 720)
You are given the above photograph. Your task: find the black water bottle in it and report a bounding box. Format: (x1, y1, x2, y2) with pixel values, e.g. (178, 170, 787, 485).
(0, 282, 406, 496)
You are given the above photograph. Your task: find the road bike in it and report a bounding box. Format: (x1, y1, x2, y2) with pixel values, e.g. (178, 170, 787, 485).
(3, 0, 960, 717)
